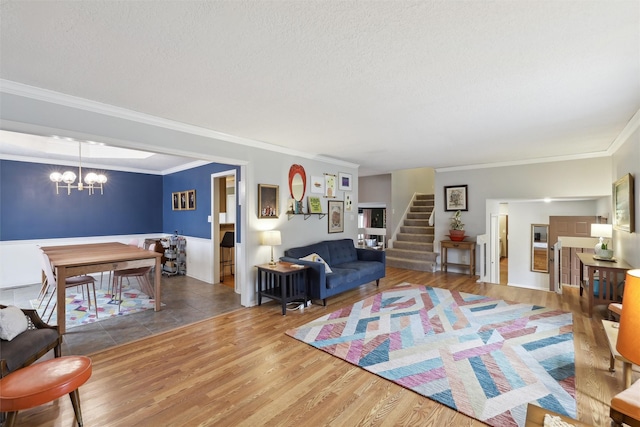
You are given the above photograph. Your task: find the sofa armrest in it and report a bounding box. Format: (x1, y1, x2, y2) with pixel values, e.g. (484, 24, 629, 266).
(280, 257, 326, 278)
(356, 248, 386, 264)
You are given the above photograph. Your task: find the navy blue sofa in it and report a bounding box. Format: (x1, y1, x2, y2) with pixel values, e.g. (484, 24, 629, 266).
(280, 238, 385, 305)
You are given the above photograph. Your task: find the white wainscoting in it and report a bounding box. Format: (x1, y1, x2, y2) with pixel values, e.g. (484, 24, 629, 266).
(0, 234, 214, 289)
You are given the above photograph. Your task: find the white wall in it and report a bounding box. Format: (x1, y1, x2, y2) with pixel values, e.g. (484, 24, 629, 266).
(611, 116, 640, 268)
(391, 167, 435, 235)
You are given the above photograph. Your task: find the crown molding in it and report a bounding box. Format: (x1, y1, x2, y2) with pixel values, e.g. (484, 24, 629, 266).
(0, 79, 359, 169)
(608, 108, 640, 154)
(435, 151, 611, 173)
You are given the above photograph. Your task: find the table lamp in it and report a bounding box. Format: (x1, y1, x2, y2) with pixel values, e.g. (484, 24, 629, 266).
(261, 230, 281, 267)
(590, 223, 613, 258)
(616, 269, 640, 366)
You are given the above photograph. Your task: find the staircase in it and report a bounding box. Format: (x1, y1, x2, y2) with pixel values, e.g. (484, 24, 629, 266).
(386, 194, 438, 272)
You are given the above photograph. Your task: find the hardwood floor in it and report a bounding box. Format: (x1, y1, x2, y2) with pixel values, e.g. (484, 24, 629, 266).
(15, 267, 635, 427)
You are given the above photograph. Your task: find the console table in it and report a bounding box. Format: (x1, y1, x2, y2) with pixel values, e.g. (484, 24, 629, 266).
(577, 253, 632, 318)
(440, 240, 476, 277)
(257, 262, 309, 315)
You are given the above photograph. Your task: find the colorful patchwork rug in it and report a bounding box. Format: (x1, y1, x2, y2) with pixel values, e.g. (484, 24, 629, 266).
(286, 283, 576, 427)
(31, 283, 157, 329)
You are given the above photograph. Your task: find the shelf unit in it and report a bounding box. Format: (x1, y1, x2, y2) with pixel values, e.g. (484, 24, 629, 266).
(287, 212, 326, 220)
(162, 235, 187, 276)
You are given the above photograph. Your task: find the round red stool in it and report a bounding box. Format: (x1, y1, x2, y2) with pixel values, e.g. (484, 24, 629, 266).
(0, 355, 92, 427)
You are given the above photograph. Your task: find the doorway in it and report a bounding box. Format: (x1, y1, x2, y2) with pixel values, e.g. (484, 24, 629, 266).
(548, 216, 598, 292)
(499, 208, 508, 284)
(212, 171, 238, 292)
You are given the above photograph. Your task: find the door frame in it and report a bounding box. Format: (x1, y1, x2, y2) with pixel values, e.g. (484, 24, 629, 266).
(211, 169, 239, 292)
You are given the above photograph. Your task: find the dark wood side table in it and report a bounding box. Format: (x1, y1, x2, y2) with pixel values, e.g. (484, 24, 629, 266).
(440, 240, 476, 277)
(257, 262, 309, 315)
(576, 253, 632, 318)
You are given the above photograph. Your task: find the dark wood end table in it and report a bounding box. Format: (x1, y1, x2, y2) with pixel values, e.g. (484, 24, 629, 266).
(257, 262, 309, 315)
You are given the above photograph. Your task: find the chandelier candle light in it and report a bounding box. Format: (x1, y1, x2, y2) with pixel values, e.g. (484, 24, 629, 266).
(261, 230, 282, 267)
(50, 140, 107, 195)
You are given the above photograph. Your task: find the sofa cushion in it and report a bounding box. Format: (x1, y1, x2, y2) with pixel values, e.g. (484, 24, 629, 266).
(0, 328, 59, 372)
(335, 260, 385, 278)
(326, 268, 360, 289)
(299, 253, 333, 273)
(0, 306, 28, 341)
(327, 239, 358, 266)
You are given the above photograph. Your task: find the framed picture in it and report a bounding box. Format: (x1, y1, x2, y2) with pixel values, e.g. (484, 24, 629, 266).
(310, 175, 324, 194)
(307, 196, 323, 214)
(444, 185, 468, 211)
(258, 184, 279, 218)
(180, 191, 187, 210)
(324, 174, 336, 198)
(172, 192, 180, 210)
(345, 193, 353, 211)
(187, 190, 196, 210)
(613, 173, 635, 233)
(338, 172, 352, 191)
(328, 200, 344, 233)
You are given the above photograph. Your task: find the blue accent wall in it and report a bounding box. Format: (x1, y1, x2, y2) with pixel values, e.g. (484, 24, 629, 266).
(1, 160, 239, 241)
(162, 163, 240, 240)
(1, 160, 163, 240)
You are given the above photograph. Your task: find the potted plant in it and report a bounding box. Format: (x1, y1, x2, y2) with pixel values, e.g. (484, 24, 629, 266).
(449, 210, 466, 241)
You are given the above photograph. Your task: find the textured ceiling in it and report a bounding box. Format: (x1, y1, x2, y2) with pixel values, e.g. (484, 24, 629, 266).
(1, 1, 638, 175)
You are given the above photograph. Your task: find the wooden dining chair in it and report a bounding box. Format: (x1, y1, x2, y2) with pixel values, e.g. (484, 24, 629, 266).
(39, 251, 98, 322)
(111, 244, 156, 311)
(42, 252, 98, 323)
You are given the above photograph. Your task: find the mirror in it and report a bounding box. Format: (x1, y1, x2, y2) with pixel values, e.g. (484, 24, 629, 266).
(288, 164, 306, 202)
(531, 224, 549, 273)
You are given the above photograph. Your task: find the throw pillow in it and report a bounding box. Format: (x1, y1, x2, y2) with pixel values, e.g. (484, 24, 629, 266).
(299, 253, 333, 274)
(0, 306, 29, 341)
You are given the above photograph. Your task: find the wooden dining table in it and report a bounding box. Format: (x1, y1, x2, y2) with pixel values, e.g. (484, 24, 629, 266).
(40, 242, 163, 334)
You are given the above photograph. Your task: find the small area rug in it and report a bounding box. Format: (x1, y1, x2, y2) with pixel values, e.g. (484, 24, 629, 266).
(286, 283, 576, 427)
(31, 283, 156, 329)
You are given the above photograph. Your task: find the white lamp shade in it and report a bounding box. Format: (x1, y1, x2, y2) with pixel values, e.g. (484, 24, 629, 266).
(61, 171, 76, 184)
(590, 223, 612, 238)
(84, 172, 98, 184)
(262, 230, 282, 246)
(50, 172, 63, 182)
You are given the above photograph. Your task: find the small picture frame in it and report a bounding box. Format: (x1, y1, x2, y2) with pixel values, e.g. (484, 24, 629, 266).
(180, 192, 187, 210)
(324, 174, 336, 198)
(338, 172, 352, 191)
(258, 184, 279, 218)
(310, 175, 325, 194)
(345, 193, 353, 212)
(308, 196, 323, 214)
(172, 192, 180, 210)
(444, 185, 468, 211)
(187, 190, 196, 210)
(328, 200, 344, 233)
(613, 173, 635, 233)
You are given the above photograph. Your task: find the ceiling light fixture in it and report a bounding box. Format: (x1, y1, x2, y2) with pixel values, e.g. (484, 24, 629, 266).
(49, 139, 107, 195)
